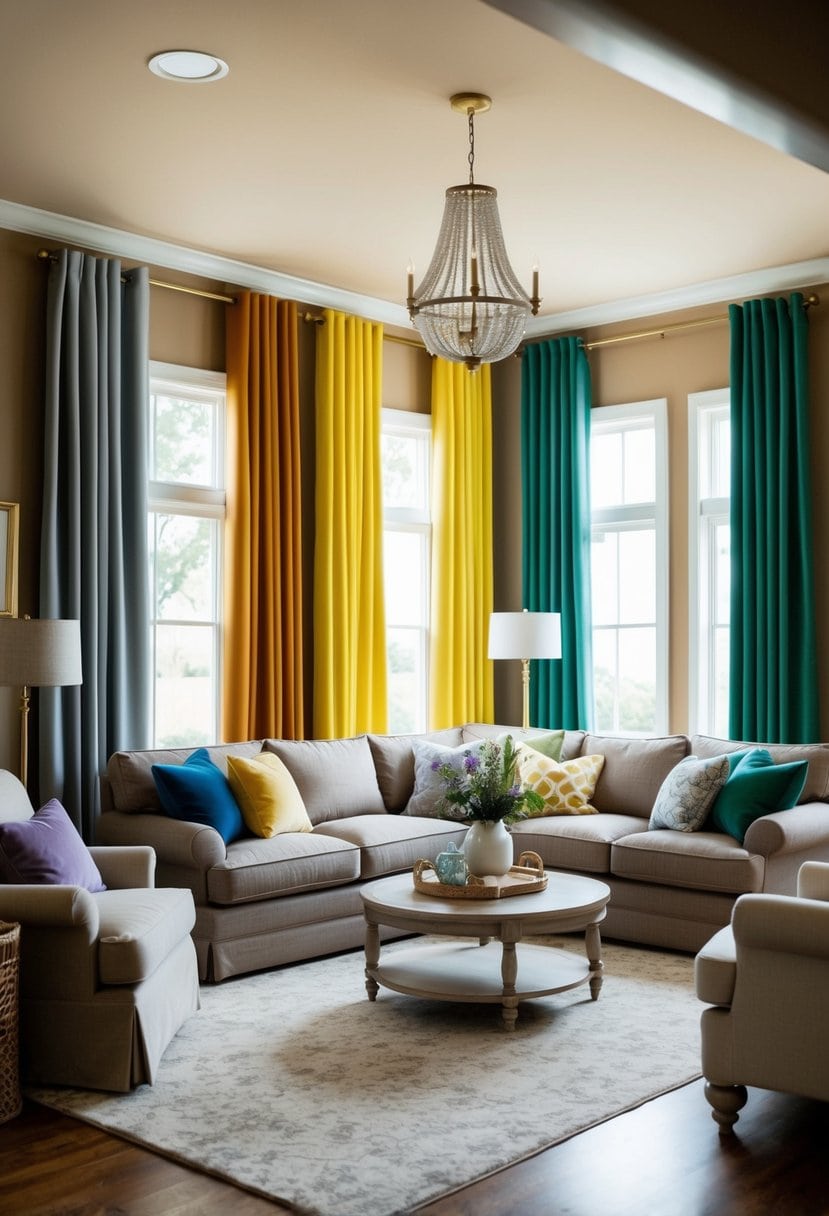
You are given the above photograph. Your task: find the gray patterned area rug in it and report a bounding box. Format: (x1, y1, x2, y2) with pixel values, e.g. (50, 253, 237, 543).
(31, 936, 700, 1216)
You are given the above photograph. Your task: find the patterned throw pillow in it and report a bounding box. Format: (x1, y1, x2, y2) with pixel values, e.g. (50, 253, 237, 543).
(515, 747, 605, 816)
(648, 754, 730, 832)
(404, 739, 487, 818)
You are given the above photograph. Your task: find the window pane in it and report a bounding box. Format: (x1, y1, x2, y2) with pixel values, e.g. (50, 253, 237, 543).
(618, 529, 655, 623)
(152, 515, 216, 621)
(715, 522, 730, 624)
(592, 629, 618, 733)
(381, 433, 427, 511)
(617, 626, 656, 732)
(152, 395, 217, 486)
(384, 531, 426, 627)
(154, 624, 215, 747)
(590, 532, 619, 626)
(622, 428, 655, 503)
(590, 431, 623, 509)
(387, 627, 424, 734)
(714, 626, 730, 737)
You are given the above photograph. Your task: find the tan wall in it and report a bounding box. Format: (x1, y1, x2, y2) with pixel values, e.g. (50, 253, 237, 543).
(491, 292, 829, 735)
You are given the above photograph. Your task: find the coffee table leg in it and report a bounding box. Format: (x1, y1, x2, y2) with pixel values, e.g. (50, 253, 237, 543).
(364, 921, 380, 1001)
(585, 921, 604, 1000)
(500, 939, 519, 1030)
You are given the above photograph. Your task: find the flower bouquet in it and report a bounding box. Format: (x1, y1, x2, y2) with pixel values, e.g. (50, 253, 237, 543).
(432, 735, 544, 825)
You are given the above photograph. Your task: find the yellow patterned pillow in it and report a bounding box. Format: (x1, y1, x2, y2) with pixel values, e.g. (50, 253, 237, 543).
(516, 747, 605, 816)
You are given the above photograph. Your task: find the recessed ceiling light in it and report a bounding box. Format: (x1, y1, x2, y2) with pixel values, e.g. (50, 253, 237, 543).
(148, 50, 229, 83)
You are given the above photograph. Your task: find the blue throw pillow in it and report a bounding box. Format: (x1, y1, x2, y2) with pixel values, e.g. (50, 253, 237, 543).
(707, 747, 808, 843)
(152, 748, 245, 844)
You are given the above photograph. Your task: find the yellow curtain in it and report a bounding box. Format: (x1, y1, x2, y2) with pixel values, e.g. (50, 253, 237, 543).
(429, 359, 494, 729)
(313, 309, 387, 737)
(222, 293, 304, 741)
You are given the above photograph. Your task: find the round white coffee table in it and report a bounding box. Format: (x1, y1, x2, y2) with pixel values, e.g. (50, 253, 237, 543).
(360, 870, 611, 1029)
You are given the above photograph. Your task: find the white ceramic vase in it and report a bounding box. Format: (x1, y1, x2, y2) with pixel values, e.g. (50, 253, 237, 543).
(463, 820, 514, 878)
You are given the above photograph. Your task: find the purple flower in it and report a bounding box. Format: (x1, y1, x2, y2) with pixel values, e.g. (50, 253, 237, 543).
(464, 754, 480, 773)
(508, 784, 521, 797)
(431, 759, 441, 772)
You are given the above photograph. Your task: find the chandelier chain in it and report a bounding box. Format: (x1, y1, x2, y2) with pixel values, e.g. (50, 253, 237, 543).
(467, 109, 475, 186)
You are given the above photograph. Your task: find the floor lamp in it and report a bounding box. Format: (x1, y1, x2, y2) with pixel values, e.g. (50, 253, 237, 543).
(0, 616, 83, 788)
(488, 611, 561, 730)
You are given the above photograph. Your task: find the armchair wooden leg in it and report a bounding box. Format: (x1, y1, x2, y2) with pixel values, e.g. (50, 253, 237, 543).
(705, 1081, 748, 1133)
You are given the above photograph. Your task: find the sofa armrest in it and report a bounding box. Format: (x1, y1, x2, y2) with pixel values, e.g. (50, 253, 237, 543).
(89, 845, 156, 889)
(0, 885, 99, 942)
(733, 891, 829, 961)
(743, 802, 829, 858)
(96, 810, 227, 870)
(797, 860, 829, 902)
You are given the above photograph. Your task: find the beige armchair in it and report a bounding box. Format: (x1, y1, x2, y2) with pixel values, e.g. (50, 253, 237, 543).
(695, 859, 829, 1131)
(0, 770, 200, 1092)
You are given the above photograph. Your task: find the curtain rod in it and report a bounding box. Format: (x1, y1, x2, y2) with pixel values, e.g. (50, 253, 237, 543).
(300, 310, 426, 351)
(580, 292, 821, 351)
(37, 249, 237, 304)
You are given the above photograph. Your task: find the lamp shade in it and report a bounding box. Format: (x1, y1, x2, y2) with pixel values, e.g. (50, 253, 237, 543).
(0, 617, 83, 687)
(488, 611, 561, 661)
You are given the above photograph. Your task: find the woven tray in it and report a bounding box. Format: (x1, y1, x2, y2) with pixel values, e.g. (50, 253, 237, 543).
(412, 851, 547, 899)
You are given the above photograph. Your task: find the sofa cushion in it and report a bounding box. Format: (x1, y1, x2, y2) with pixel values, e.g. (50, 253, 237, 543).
(263, 736, 385, 825)
(207, 833, 360, 904)
(0, 798, 106, 892)
(582, 734, 690, 816)
(152, 748, 245, 844)
(611, 830, 765, 895)
(368, 727, 464, 813)
(516, 748, 605, 816)
(510, 813, 645, 873)
(707, 748, 808, 843)
(226, 753, 313, 838)
(648, 754, 730, 832)
(691, 735, 829, 804)
(107, 741, 264, 813)
(96, 886, 196, 985)
(315, 815, 468, 879)
(403, 739, 486, 818)
(694, 924, 737, 1007)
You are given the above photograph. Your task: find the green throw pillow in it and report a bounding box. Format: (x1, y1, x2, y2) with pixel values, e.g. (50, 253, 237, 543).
(522, 729, 565, 762)
(707, 747, 808, 843)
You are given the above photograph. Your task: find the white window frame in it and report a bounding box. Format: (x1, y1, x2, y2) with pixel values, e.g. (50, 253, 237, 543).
(381, 407, 431, 733)
(148, 361, 227, 747)
(590, 398, 669, 735)
(688, 387, 730, 736)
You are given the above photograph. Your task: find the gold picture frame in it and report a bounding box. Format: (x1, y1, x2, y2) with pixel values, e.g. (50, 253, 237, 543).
(0, 502, 20, 618)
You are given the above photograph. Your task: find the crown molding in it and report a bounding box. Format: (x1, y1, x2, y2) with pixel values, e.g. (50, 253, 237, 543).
(524, 258, 829, 339)
(0, 198, 412, 329)
(2, 197, 826, 340)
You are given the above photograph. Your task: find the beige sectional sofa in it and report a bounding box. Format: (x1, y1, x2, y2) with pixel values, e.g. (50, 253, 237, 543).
(96, 724, 829, 980)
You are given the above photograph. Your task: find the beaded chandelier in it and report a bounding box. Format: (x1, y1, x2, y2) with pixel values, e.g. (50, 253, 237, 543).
(407, 93, 540, 372)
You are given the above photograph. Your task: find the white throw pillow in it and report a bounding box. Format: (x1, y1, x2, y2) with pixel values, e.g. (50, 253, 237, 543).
(404, 739, 486, 818)
(648, 754, 730, 832)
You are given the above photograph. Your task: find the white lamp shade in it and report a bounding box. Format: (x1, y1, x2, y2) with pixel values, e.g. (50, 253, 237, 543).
(0, 617, 83, 687)
(488, 611, 561, 661)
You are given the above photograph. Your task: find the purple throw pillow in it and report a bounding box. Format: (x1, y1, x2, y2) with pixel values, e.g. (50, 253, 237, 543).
(0, 798, 106, 892)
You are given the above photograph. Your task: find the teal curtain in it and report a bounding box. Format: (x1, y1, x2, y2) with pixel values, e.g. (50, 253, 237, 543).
(728, 291, 818, 743)
(40, 250, 151, 837)
(521, 337, 594, 729)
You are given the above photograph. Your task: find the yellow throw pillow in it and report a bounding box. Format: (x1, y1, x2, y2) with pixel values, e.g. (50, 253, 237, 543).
(226, 753, 313, 838)
(516, 747, 605, 816)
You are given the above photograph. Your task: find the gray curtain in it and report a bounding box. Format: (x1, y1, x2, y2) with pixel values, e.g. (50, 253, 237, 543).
(39, 250, 151, 838)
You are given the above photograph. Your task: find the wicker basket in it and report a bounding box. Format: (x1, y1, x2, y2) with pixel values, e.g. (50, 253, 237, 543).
(0, 922, 22, 1123)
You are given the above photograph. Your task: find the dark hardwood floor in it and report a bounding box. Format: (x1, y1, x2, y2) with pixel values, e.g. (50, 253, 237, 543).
(2, 1081, 827, 1216)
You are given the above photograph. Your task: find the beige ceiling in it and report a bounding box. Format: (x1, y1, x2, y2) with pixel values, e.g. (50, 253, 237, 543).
(2, 0, 828, 326)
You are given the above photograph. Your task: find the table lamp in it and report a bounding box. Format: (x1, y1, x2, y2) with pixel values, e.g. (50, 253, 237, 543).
(488, 610, 561, 730)
(0, 615, 82, 787)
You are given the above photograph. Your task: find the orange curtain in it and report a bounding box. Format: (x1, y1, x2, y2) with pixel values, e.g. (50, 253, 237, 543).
(222, 293, 304, 740)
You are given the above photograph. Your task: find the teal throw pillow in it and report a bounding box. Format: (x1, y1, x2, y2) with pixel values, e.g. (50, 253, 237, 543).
(707, 747, 808, 843)
(152, 747, 245, 844)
